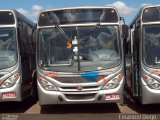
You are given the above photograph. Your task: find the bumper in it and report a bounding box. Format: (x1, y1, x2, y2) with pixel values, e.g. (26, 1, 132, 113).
(0, 84, 22, 102)
(141, 85, 160, 104)
(38, 83, 124, 105)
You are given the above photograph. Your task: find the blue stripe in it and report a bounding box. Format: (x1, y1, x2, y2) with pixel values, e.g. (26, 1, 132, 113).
(80, 71, 99, 82)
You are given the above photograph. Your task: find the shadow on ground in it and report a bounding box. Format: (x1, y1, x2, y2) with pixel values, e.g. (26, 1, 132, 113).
(40, 103, 121, 114)
(0, 96, 37, 113)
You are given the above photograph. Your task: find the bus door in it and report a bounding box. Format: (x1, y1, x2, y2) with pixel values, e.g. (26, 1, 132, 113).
(130, 29, 139, 97)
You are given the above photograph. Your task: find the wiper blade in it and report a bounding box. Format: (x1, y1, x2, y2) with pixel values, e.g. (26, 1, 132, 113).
(79, 23, 100, 45)
(55, 25, 71, 41)
(55, 25, 75, 67)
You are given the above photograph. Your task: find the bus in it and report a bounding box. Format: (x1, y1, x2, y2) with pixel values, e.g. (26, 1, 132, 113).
(37, 6, 127, 106)
(129, 5, 160, 104)
(0, 10, 37, 102)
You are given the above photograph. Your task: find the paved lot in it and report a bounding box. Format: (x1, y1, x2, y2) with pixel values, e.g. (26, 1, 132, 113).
(1, 96, 160, 120)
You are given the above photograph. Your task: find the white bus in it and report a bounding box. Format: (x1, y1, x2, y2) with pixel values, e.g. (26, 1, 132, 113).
(37, 6, 127, 106)
(0, 10, 37, 102)
(129, 5, 160, 104)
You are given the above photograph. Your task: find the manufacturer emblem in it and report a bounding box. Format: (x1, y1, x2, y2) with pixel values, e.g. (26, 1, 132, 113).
(77, 85, 83, 91)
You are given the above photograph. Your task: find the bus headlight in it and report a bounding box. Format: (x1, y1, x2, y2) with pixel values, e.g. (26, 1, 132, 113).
(142, 75, 160, 90)
(151, 83, 160, 89)
(38, 77, 57, 91)
(1, 73, 20, 88)
(102, 74, 123, 89)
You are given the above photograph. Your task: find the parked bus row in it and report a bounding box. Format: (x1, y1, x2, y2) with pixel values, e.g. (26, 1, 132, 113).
(0, 5, 160, 108)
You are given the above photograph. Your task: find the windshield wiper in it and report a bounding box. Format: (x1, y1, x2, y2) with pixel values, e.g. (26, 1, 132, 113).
(79, 23, 101, 46)
(55, 25, 75, 66)
(55, 25, 71, 41)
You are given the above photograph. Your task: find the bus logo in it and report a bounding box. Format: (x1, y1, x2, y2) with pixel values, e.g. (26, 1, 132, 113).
(77, 85, 83, 91)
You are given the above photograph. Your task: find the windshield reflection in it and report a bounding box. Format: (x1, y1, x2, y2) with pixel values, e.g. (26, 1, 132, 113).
(143, 25, 160, 68)
(38, 25, 121, 72)
(0, 28, 17, 69)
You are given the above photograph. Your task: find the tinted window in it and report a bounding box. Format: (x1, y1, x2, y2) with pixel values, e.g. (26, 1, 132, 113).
(0, 11, 15, 25)
(38, 8, 118, 26)
(142, 7, 160, 22)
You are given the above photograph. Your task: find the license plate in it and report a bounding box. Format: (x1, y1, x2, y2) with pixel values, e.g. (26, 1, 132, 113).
(2, 92, 16, 99)
(105, 93, 119, 100)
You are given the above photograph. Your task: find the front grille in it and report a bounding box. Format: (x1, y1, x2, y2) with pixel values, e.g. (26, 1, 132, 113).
(54, 75, 107, 83)
(65, 93, 96, 100)
(55, 77, 85, 83)
(61, 86, 99, 90)
(59, 85, 101, 92)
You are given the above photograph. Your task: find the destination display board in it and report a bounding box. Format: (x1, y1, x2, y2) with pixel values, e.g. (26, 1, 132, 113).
(0, 11, 15, 25)
(38, 8, 118, 26)
(142, 6, 160, 22)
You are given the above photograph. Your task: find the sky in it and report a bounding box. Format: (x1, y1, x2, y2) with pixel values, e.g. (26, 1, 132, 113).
(0, 0, 160, 24)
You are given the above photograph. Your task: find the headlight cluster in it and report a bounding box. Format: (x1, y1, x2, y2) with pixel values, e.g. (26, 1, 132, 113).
(1, 73, 20, 88)
(102, 74, 123, 89)
(142, 75, 160, 90)
(38, 77, 57, 91)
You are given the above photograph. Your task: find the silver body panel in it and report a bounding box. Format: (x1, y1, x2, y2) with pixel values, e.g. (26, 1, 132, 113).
(37, 65, 125, 105)
(140, 64, 160, 104)
(0, 62, 23, 102)
(0, 83, 22, 102)
(38, 80, 124, 105)
(129, 5, 160, 104)
(141, 79, 160, 104)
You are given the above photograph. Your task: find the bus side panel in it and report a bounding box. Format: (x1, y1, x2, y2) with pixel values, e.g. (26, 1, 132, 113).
(17, 20, 33, 99)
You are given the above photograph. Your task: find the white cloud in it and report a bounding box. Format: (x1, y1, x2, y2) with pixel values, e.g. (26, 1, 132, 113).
(16, 8, 29, 16)
(32, 5, 44, 17)
(108, 1, 136, 15)
(32, 5, 43, 11)
(17, 5, 44, 20)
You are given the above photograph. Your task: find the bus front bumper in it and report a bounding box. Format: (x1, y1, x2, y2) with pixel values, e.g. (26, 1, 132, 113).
(0, 84, 22, 102)
(38, 84, 124, 105)
(141, 85, 160, 104)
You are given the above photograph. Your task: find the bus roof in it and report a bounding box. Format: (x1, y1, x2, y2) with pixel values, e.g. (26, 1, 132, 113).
(37, 6, 120, 27)
(129, 4, 160, 27)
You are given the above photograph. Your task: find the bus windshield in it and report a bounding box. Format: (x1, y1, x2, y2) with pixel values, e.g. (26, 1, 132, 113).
(38, 8, 118, 26)
(38, 25, 121, 72)
(0, 28, 17, 69)
(143, 25, 160, 68)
